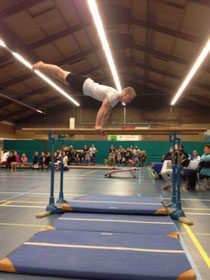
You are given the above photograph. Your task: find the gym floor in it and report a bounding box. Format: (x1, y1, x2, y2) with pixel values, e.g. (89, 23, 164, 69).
(0, 167, 209, 280)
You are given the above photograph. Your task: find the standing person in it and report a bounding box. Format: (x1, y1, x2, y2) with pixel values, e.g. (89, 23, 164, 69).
(31, 61, 136, 134)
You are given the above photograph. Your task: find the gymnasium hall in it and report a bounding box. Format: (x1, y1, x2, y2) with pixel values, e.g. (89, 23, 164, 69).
(0, 1, 209, 280)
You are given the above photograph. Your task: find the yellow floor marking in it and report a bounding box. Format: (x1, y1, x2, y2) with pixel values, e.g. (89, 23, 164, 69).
(81, 169, 100, 177)
(183, 208, 210, 211)
(60, 217, 173, 225)
(183, 224, 210, 269)
(0, 201, 12, 207)
(8, 199, 161, 205)
(0, 222, 47, 227)
(8, 200, 48, 204)
(24, 242, 184, 254)
(181, 232, 210, 236)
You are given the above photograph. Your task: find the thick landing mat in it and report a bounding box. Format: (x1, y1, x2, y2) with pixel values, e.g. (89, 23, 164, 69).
(52, 212, 176, 236)
(62, 195, 168, 215)
(0, 229, 195, 280)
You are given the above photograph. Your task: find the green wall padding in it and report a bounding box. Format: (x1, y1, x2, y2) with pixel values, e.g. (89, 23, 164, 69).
(4, 140, 209, 164)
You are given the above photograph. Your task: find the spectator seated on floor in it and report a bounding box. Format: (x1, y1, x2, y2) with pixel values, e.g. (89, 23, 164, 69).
(10, 152, 18, 171)
(108, 150, 116, 166)
(133, 146, 140, 166)
(125, 148, 132, 165)
(85, 150, 91, 165)
(6, 151, 17, 171)
(90, 144, 97, 165)
(120, 148, 126, 165)
(140, 151, 147, 167)
(1, 150, 10, 166)
(45, 152, 51, 169)
(38, 152, 45, 170)
(78, 150, 85, 165)
(33, 151, 39, 168)
(6, 151, 13, 169)
(14, 151, 19, 167)
(186, 144, 210, 191)
(71, 149, 79, 165)
(116, 151, 122, 165)
(20, 153, 28, 167)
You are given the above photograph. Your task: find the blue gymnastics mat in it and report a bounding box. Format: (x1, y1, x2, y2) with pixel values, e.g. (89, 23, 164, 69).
(52, 212, 177, 236)
(0, 229, 195, 280)
(62, 195, 168, 215)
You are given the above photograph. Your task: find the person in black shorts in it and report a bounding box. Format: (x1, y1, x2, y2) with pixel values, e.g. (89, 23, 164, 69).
(31, 61, 136, 134)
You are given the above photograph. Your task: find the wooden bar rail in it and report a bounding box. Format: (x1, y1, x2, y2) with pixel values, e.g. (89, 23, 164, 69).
(21, 127, 207, 135)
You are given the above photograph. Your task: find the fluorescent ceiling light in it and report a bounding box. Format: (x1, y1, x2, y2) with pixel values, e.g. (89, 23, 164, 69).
(0, 92, 45, 115)
(36, 109, 44, 114)
(87, 0, 125, 105)
(34, 70, 80, 106)
(0, 38, 80, 107)
(12, 52, 32, 69)
(0, 39, 7, 48)
(171, 38, 210, 105)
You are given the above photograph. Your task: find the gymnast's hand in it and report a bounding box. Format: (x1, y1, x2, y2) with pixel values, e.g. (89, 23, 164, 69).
(95, 125, 105, 136)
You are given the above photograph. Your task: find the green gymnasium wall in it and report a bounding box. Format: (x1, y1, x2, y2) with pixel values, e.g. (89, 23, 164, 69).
(3, 140, 209, 164)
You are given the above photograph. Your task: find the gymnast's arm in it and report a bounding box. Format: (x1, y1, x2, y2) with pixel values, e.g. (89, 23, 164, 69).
(95, 97, 112, 132)
(31, 61, 69, 84)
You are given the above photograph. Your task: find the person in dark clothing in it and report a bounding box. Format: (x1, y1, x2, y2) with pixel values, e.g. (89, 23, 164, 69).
(45, 152, 51, 170)
(39, 152, 45, 170)
(187, 144, 210, 191)
(33, 151, 39, 168)
(162, 147, 174, 162)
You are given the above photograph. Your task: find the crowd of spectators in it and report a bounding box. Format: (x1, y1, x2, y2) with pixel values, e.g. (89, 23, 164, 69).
(0, 151, 30, 171)
(0, 144, 97, 171)
(108, 145, 147, 167)
(160, 143, 210, 191)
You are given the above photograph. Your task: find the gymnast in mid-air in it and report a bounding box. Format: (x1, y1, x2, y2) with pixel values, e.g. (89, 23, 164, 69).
(31, 61, 136, 134)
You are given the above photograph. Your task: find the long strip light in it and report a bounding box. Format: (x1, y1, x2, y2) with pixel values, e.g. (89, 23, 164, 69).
(0, 38, 80, 107)
(87, 0, 125, 104)
(0, 92, 46, 115)
(171, 37, 210, 105)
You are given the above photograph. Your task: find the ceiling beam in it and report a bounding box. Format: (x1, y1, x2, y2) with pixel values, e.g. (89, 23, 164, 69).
(126, 73, 210, 108)
(0, 96, 61, 122)
(134, 61, 210, 91)
(0, 0, 45, 18)
(1, 41, 209, 93)
(0, 3, 203, 65)
(188, 0, 210, 6)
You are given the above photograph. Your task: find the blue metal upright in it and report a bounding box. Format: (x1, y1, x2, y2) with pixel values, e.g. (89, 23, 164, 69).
(57, 135, 68, 204)
(45, 132, 64, 214)
(167, 133, 186, 221)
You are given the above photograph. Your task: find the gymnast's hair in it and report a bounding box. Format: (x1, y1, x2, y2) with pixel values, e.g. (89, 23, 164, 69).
(204, 144, 210, 149)
(123, 87, 136, 97)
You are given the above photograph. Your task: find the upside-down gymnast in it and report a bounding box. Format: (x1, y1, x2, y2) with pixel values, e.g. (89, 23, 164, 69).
(31, 61, 136, 134)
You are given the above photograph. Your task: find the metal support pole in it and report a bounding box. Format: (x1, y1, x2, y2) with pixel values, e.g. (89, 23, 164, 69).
(57, 135, 67, 204)
(48, 132, 55, 205)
